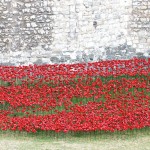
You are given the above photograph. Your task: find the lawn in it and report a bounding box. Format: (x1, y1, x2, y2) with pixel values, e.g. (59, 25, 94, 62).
(0, 127, 150, 150)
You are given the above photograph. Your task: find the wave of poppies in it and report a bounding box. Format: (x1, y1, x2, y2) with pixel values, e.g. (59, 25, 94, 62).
(0, 58, 150, 133)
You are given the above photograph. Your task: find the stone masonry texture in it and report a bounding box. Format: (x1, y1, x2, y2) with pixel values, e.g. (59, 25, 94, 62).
(0, 0, 150, 66)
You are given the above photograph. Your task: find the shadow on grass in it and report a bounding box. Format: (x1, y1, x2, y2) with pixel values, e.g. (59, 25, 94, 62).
(0, 127, 149, 142)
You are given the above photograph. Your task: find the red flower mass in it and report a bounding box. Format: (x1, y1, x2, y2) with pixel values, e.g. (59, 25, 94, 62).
(0, 58, 149, 133)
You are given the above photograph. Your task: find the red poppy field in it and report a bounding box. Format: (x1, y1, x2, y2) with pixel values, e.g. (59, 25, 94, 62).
(0, 58, 150, 133)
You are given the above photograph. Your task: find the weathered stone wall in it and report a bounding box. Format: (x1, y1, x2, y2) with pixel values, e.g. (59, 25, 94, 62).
(52, 0, 133, 63)
(129, 0, 150, 57)
(0, 0, 150, 66)
(0, 0, 53, 65)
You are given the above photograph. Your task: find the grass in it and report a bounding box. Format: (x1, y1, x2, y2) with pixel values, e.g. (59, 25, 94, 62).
(0, 127, 150, 150)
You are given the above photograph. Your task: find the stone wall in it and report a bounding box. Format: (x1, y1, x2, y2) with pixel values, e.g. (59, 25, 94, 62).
(129, 0, 150, 57)
(0, 0, 53, 65)
(0, 0, 150, 66)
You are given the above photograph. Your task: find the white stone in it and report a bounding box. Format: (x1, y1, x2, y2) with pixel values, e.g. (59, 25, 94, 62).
(25, 3, 31, 7)
(31, 22, 37, 27)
